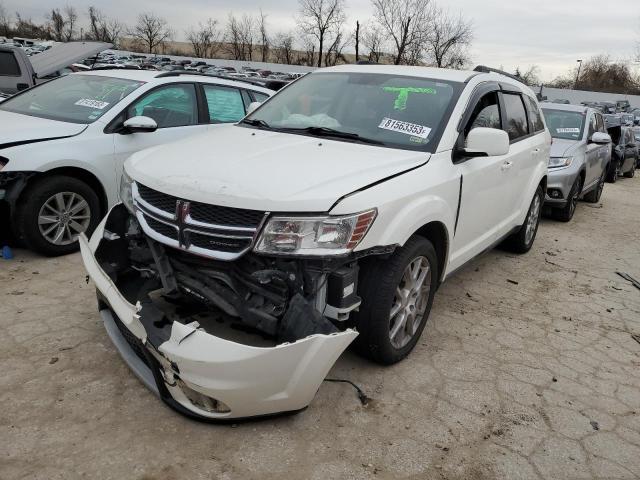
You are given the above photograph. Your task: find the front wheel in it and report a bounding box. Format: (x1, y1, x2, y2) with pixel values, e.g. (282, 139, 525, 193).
(552, 175, 582, 222)
(353, 236, 438, 365)
(624, 163, 635, 178)
(583, 170, 605, 203)
(606, 161, 619, 183)
(503, 185, 543, 253)
(15, 175, 101, 256)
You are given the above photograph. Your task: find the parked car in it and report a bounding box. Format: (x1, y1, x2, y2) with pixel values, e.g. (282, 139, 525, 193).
(0, 42, 110, 94)
(633, 127, 640, 168)
(540, 103, 611, 221)
(616, 100, 631, 113)
(607, 126, 637, 181)
(0, 70, 274, 255)
(621, 113, 635, 126)
(80, 64, 550, 420)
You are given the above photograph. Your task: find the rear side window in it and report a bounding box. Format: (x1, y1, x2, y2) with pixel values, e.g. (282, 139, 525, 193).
(203, 85, 246, 123)
(524, 96, 545, 133)
(0, 51, 21, 76)
(502, 93, 529, 141)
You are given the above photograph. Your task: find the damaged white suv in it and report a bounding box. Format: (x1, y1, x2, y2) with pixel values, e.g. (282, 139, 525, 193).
(81, 65, 550, 420)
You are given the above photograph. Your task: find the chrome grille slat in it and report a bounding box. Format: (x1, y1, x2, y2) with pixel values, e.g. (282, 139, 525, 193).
(132, 182, 267, 261)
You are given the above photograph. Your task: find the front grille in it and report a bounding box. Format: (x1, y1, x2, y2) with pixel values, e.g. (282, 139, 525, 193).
(112, 311, 150, 368)
(133, 183, 267, 260)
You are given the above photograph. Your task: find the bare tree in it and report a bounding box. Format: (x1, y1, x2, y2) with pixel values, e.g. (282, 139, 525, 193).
(298, 0, 346, 67)
(130, 13, 172, 54)
(371, 0, 432, 65)
(87, 6, 123, 45)
(354, 20, 360, 61)
(361, 23, 384, 63)
(258, 10, 269, 62)
(273, 31, 295, 64)
(514, 65, 541, 86)
(63, 5, 77, 41)
(226, 13, 255, 61)
(186, 18, 221, 58)
(47, 8, 65, 41)
(425, 7, 472, 68)
(14, 13, 48, 39)
(0, 2, 10, 37)
(299, 34, 317, 65)
(324, 30, 350, 66)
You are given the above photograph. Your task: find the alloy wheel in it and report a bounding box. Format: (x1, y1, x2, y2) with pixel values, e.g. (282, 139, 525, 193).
(389, 256, 431, 349)
(568, 177, 582, 217)
(525, 192, 541, 245)
(38, 192, 92, 245)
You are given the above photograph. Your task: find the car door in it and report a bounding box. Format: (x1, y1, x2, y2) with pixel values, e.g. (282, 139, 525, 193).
(623, 129, 636, 172)
(111, 82, 208, 178)
(450, 88, 518, 270)
(200, 83, 249, 130)
(583, 112, 600, 188)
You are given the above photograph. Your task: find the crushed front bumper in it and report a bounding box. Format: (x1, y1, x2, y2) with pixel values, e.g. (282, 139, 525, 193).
(79, 211, 358, 421)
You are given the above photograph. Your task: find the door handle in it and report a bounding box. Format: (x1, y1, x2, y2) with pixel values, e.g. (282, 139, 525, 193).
(501, 160, 513, 171)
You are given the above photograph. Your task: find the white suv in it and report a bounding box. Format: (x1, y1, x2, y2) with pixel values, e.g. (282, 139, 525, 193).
(0, 70, 273, 255)
(81, 65, 550, 420)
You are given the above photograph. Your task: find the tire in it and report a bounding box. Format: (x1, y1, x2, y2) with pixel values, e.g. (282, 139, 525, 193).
(353, 235, 438, 365)
(552, 175, 583, 222)
(15, 175, 101, 256)
(606, 160, 619, 183)
(583, 170, 605, 203)
(503, 185, 543, 254)
(624, 163, 635, 178)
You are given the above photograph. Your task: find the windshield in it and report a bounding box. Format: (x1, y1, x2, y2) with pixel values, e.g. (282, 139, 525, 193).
(243, 71, 462, 151)
(542, 108, 585, 140)
(0, 74, 145, 124)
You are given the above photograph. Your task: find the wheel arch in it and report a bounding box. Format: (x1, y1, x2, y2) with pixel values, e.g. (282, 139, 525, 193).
(412, 221, 449, 285)
(20, 167, 108, 217)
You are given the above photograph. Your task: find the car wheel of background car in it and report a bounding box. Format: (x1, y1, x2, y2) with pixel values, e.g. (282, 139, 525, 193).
(583, 170, 606, 203)
(502, 185, 544, 254)
(15, 175, 101, 256)
(624, 164, 635, 178)
(606, 161, 619, 183)
(353, 235, 438, 365)
(552, 175, 583, 222)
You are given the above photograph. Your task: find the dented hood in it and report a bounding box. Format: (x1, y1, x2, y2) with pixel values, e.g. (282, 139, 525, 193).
(0, 111, 86, 149)
(126, 124, 430, 212)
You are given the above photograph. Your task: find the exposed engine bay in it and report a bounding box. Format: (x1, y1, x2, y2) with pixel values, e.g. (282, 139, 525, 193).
(96, 205, 365, 347)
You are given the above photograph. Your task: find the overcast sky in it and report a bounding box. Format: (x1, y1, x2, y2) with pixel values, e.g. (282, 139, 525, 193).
(5, 0, 640, 80)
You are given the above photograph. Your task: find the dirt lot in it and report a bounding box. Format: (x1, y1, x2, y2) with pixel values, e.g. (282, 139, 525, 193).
(2, 176, 640, 480)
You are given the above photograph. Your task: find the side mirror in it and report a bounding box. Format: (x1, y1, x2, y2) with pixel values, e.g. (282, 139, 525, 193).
(247, 101, 262, 114)
(590, 132, 611, 144)
(464, 127, 510, 157)
(123, 116, 158, 133)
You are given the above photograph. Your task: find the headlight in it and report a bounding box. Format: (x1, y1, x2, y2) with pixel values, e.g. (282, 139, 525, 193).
(254, 209, 377, 256)
(548, 157, 572, 169)
(119, 170, 134, 212)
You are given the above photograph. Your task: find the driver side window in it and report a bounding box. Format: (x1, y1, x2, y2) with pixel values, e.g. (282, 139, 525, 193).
(464, 91, 501, 137)
(127, 84, 198, 129)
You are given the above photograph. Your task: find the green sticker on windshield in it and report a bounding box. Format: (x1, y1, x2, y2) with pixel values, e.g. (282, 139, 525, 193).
(382, 87, 437, 110)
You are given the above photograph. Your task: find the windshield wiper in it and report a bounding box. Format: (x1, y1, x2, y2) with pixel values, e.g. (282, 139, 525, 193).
(278, 126, 384, 145)
(240, 118, 271, 129)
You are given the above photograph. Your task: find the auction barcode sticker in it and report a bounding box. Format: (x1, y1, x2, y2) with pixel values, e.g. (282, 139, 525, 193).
(556, 128, 580, 134)
(75, 99, 110, 109)
(378, 118, 431, 139)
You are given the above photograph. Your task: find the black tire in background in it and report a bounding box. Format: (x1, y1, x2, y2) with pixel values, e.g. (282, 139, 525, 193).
(15, 175, 101, 256)
(552, 175, 583, 222)
(353, 235, 439, 365)
(606, 160, 619, 183)
(503, 185, 544, 254)
(624, 163, 635, 178)
(583, 169, 606, 203)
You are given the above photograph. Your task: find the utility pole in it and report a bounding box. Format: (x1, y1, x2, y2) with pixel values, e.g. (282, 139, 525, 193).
(574, 59, 583, 89)
(355, 21, 360, 62)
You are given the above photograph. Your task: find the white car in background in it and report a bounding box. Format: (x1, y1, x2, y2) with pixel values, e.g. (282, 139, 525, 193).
(0, 70, 273, 255)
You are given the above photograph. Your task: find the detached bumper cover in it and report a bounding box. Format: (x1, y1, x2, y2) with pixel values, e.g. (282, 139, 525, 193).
(79, 222, 358, 421)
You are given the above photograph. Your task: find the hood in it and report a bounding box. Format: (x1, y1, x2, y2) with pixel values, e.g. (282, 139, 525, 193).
(30, 41, 112, 78)
(550, 138, 583, 158)
(126, 124, 430, 212)
(0, 111, 87, 149)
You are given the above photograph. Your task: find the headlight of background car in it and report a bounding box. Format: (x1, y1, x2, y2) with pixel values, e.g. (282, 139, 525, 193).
(548, 157, 572, 169)
(119, 170, 134, 212)
(254, 209, 377, 256)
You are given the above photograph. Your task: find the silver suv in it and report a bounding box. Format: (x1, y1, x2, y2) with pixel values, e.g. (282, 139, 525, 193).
(541, 103, 612, 221)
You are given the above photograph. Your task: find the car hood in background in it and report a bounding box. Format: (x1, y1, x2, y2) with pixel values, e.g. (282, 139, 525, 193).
(550, 138, 582, 158)
(126, 125, 430, 212)
(30, 41, 112, 78)
(0, 111, 87, 149)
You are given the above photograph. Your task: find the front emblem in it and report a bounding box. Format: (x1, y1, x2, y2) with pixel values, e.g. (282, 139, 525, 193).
(176, 200, 191, 248)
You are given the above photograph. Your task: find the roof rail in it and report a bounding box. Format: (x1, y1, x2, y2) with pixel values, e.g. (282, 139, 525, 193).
(91, 65, 143, 71)
(154, 69, 290, 91)
(473, 65, 524, 84)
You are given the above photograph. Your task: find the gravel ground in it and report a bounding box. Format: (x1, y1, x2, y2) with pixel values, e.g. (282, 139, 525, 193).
(2, 176, 640, 480)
